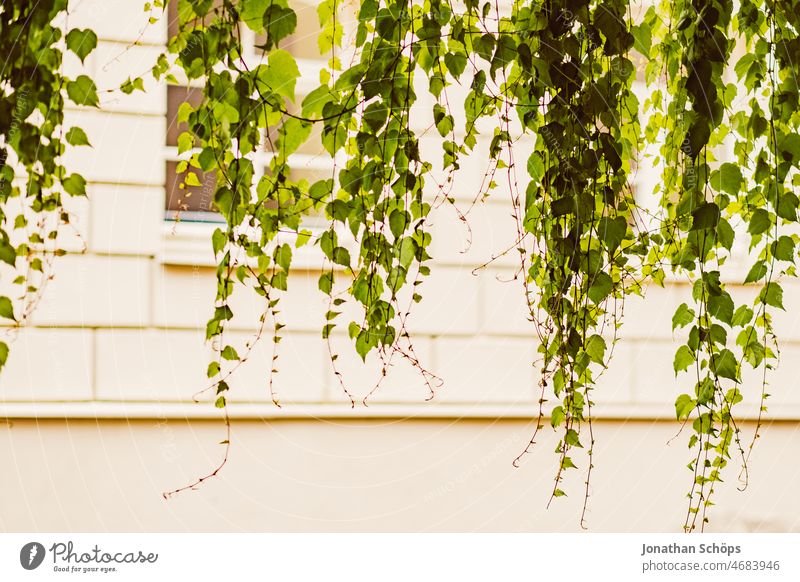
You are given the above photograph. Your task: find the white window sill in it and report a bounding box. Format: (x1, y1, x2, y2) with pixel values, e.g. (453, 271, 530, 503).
(159, 219, 332, 269)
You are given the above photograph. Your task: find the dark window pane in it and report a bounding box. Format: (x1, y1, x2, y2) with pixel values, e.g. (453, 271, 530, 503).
(167, 0, 179, 39)
(165, 160, 218, 213)
(166, 85, 204, 147)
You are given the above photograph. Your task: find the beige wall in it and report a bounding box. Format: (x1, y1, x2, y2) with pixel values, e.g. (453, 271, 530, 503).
(2, 0, 800, 532)
(1, 418, 799, 532)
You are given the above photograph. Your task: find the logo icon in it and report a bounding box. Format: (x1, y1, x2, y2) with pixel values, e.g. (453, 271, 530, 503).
(20, 542, 46, 570)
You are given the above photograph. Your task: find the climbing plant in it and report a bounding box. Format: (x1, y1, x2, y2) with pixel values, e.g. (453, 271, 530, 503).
(0, 0, 94, 364)
(2, 0, 800, 531)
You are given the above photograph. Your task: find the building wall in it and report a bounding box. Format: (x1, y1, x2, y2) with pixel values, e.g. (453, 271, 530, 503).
(2, 419, 800, 532)
(1, 0, 800, 532)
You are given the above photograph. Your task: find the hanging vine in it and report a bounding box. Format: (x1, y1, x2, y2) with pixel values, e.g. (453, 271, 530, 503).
(1, 0, 94, 368)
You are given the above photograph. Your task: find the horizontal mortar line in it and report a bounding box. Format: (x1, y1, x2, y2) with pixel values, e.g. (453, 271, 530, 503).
(57, 251, 158, 259)
(3, 324, 800, 347)
(1, 401, 799, 422)
(0, 325, 533, 343)
(81, 180, 164, 188)
(61, 104, 462, 132)
(95, 36, 166, 49)
(25, 249, 554, 272)
(64, 105, 165, 118)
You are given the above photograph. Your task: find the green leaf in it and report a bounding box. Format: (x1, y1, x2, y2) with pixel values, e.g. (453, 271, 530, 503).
(675, 394, 696, 420)
(66, 75, 99, 107)
(389, 210, 408, 240)
(272, 270, 288, 290)
(561, 456, 577, 470)
(550, 406, 566, 428)
(239, 0, 269, 31)
(65, 28, 98, 63)
(585, 334, 606, 364)
(744, 261, 767, 283)
(711, 349, 738, 381)
(318, 272, 333, 294)
(564, 429, 582, 448)
(355, 330, 372, 361)
(693, 413, 713, 435)
(0, 240, 16, 266)
(276, 118, 312, 157)
(296, 230, 312, 248)
(275, 243, 292, 271)
(748, 209, 771, 236)
(257, 49, 300, 101)
(597, 216, 627, 253)
(731, 305, 754, 327)
(716, 218, 735, 251)
(726, 387, 744, 406)
(0, 341, 8, 370)
(685, 120, 710, 158)
(735, 53, 756, 80)
(266, 4, 297, 48)
(707, 292, 734, 324)
(759, 282, 784, 309)
(207, 361, 221, 378)
(551, 196, 574, 216)
(709, 323, 727, 346)
(432, 103, 453, 137)
(398, 238, 416, 269)
(588, 271, 613, 304)
(332, 247, 350, 267)
(777, 193, 799, 221)
(690, 202, 720, 231)
(301, 85, 334, 118)
(444, 51, 467, 77)
(711, 163, 742, 195)
(672, 303, 695, 330)
(0, 296, 16, 321)
(526, 152, 544, 182)
(62, 173, 87, 197)
(177, 132, 195, 155)
(773, 236, 794, 262)
(184, 172, 201, 187)
(221, 346, 239, 361)
(778, 133, 800, 161)
(177, 102, 194, 124)
(213, 101, 239, 124)
(244, 1, 297, 49)
(120, 76, 145, 94)
(631, 22, 651, 56)
(212, 228, 227, 256)
(65, 127, 91, 147)
(673, 345, 694, 374)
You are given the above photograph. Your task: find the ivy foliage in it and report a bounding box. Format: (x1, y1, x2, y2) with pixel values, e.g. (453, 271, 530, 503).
(1, 0, 95, 370)
(2, 0, 800, 530)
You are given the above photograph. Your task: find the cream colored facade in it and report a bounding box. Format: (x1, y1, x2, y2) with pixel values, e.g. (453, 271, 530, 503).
(1, 0, 800, 532)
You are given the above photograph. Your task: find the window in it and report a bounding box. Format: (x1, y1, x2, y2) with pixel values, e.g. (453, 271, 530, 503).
(163, 0, 331, 224)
